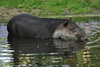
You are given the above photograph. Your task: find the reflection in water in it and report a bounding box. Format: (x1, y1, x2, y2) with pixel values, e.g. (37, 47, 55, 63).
(0, 17, 100, 67)
(7, 35, 86, 67)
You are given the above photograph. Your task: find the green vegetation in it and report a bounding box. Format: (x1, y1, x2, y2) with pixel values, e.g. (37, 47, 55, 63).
(0, 0, 100, 16)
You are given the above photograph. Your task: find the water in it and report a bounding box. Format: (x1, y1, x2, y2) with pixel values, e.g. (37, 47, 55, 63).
(0, 17, 100, 67)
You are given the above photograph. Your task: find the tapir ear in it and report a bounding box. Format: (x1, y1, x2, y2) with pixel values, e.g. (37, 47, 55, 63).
(69, 17, 72, 20)
(63, 21, 68, 27)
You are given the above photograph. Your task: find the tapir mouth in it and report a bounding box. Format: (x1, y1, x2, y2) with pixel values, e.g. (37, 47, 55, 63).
(83, 36, 88, 41)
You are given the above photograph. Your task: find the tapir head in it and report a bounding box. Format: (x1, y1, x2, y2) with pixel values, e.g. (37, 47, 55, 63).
(63, 17, 87, 40)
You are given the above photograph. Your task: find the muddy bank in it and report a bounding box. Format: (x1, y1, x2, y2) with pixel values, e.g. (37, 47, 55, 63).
(0, 7, 31, 22)
(0, 7, 100, 22)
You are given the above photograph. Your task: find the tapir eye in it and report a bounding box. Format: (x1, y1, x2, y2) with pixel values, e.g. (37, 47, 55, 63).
(70, 28, 75, 32)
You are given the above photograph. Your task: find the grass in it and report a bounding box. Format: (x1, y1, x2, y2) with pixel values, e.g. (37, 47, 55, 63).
(0, 0, 100, 16)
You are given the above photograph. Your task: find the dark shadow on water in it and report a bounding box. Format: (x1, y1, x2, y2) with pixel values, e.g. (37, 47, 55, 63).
(7, 34, 86, 66)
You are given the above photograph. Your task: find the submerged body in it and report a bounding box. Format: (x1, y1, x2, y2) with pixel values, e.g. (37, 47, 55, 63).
(7, 14, 87, 39)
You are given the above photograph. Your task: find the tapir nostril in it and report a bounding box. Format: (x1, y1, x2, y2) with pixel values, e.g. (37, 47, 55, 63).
(85, 38, 88, 41)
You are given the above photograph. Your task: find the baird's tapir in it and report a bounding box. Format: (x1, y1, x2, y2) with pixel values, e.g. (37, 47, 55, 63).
(7, 14, 87, 40)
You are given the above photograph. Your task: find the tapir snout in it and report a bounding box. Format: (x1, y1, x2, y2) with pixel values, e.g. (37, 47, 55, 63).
(75, 28, 87, 40)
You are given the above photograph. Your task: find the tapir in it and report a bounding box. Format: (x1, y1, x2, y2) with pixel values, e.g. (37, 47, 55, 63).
(7, 14, 87, 40)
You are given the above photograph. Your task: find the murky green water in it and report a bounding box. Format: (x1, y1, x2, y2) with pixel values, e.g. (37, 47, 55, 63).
(0, 17, 100, 67)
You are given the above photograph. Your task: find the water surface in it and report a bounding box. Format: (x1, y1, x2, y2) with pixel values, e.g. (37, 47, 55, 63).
(0, 17, 100, 67)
